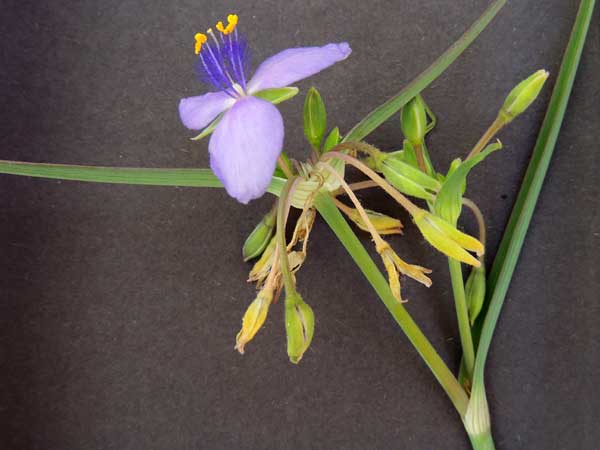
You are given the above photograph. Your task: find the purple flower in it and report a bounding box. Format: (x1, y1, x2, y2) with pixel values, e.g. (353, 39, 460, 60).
(179, 14, 351, 204)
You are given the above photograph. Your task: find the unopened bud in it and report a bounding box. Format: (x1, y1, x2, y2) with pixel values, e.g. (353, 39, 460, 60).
(413, 210, 484, 267)
(243, 207, 276, 261)
(303, 87, 327, 150)
(401, 95, 428, 146)
(465, 263, 486, 325)
(285, 292, 315, 364)
(322, 126, 341, 153)
(380, 152, 441, 200)
(235, 288, 274, 354)
(499, 69, 549, 124)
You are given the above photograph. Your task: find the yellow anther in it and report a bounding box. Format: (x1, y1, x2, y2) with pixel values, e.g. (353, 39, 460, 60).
(194, 33, 207, 55)
(216, 13, 238, 35)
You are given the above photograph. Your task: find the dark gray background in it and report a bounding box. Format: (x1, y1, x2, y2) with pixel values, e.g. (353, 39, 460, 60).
(0, 1, 598, 449)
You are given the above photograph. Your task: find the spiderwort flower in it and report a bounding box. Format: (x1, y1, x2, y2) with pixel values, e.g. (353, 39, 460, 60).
(179, 14, 352, 203)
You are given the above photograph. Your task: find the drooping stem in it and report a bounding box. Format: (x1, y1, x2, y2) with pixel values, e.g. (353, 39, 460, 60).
(314, 193, 470, 416)
(347, 180, 379, 192)
(466, 117, 504, 160)
(323, 149, 420, 215)
(276, 177, 301, 294)
(414, 142, 428, 173)
(322, 163, 386, 248)
(463, 197, 487, 245)
(277, 154, 294, 179)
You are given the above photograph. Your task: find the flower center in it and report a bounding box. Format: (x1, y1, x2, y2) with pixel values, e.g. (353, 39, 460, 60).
(193, 14, 249, 98)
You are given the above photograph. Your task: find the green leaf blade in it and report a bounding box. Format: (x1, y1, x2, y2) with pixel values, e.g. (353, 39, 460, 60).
(471, 0, 596, 389)
(343, 0, 506, 143)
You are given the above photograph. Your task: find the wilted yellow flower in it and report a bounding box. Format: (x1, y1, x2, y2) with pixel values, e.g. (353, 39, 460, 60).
(235, 288, 274, 354)
(377, 242, 432, 302)
(413, 210, 484, 267)
(348, 208, 403, 235)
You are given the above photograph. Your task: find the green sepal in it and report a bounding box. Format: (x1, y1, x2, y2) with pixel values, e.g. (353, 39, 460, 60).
(303, 87, 327, 150)
(285, 292, 315, 364)
(322, 127, 341, 153)
(401, 95, 428, 146)
(190, 113, 224, 141)
(465, 263, 486, 325)
(242, 207, 277, 262)
(434, 142, 502, 224)
(253, 86, 300, 105)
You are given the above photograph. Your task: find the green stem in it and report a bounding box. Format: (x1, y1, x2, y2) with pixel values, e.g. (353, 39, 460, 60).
(468, 430, 496, 450)
(448, 259, 475, 381)
(315, 193, 469, 416)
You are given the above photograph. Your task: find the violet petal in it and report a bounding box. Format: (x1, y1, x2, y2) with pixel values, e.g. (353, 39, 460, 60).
(247, 43, 351, 93)
(179, 91, 235, 130)
(209, 96, 284, 204)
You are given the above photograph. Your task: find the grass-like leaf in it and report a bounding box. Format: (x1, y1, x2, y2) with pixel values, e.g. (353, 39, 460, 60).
(343, 0, 506, 143)
(472, 0, 596, 387)
(0, 159, 286, 195)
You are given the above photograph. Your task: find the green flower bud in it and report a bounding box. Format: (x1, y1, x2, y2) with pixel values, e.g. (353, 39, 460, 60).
(380, 149, 441, 200)
(465, 264, 486, 325)
(413, 210, 484, 267)
(303, 87, 327, 150)
(285, 292, 315, 364)
(499, 69, 549, 124)
(401, 95, 428, 146)
(322, 127, 341, 153)
(242, 207, 277, 261)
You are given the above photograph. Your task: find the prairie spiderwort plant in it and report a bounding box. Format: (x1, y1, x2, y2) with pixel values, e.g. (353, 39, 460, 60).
(0, 2, 591, 449)
(179, 14, 351, 203)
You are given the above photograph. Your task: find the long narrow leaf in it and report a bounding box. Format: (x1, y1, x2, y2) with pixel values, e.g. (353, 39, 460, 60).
(0, 160, 286, 195)
(343, 0, 506, 143)
(472, 0, 595, 384)
(314, 192, 469, 416)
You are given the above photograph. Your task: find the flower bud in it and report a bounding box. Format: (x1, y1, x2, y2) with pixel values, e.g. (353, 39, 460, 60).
(348, 208, 403, 235)
(499, 69, 549, 124)
(285, 292, 315, 364)
(242, 208, 277, 261)
(413, 210, 484, 267)
(380, 152, 441, 200)
(322, 126, 341, 153)
(465, 263, 486, 325)
(235, 287, 274, 354)
(401, 95, 428, 146)
(303, 87, 327, 150)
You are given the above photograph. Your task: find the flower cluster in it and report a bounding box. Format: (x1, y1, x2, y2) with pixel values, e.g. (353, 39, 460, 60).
(178, 15, 548, 365)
